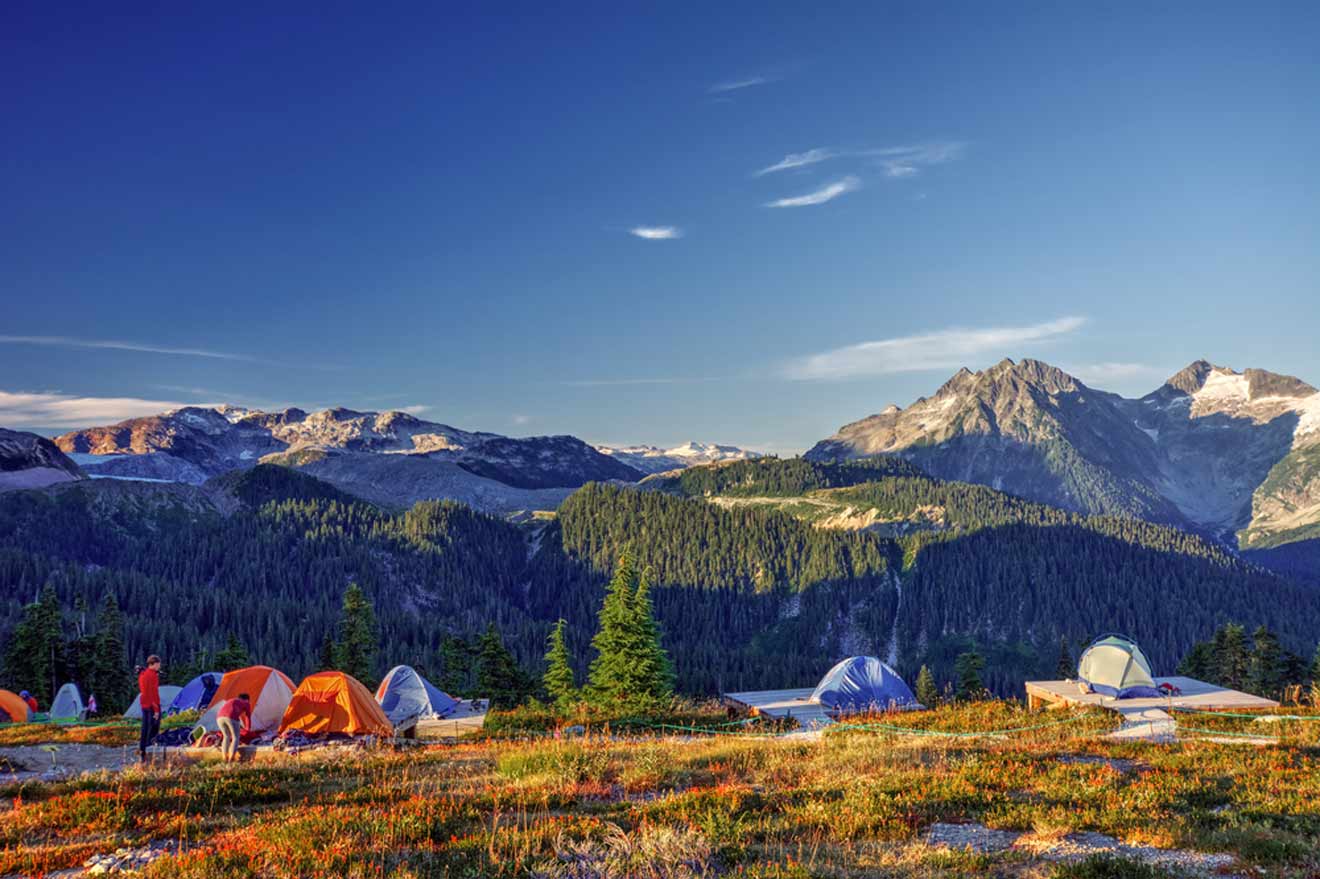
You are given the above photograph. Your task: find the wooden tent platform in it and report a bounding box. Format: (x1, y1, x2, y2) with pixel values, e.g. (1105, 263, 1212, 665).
(1026, 676, 1277, 713)
(723, 688, 833, 728)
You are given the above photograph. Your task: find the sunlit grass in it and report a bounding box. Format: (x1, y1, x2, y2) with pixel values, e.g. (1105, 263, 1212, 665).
(1, 701, 1318, 876)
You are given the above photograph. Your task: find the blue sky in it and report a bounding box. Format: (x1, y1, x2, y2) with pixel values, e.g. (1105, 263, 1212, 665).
(2, 3, 1317, 452)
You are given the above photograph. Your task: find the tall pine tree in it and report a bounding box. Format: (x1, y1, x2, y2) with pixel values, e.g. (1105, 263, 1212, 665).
(90, 593, 131, 713)
(333, 583, 378, 686)
(587, 554, 673, 708)
(215, 634, 252, 671)
(954, 650, 986, 701)
(542, 619, 577, 709)
(1247, 625, 1284, 699)
(2, 585, 65, 703)
(915, 665, 939, 707)
(476, 624, 530, 709)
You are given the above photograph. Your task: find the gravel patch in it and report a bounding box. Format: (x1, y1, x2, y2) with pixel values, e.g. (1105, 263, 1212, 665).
(927, 821, 1236, 875)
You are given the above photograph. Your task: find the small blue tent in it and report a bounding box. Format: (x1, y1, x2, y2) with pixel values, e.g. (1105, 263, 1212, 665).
(167, 672, 223, 716)
(810, 656, 919, 714)
(375, 665, 458, 724)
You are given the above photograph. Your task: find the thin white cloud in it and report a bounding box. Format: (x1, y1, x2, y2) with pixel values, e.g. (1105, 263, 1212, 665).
(630, 226, 683, 240)
(511, 414, 531, 426)
(754, 148, 837, 176)
(785, 316, 1087, 381)
(708, 75, 775, 94)
(869, 142, 965, 178)
(398, 405, 431, 415)
(0, 334, 260, 362)
(765, 176, 860, 208)
(0, 390, 194, 429)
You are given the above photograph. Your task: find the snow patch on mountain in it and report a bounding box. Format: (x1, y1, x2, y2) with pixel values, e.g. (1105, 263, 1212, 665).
(595, 442, 762, 474)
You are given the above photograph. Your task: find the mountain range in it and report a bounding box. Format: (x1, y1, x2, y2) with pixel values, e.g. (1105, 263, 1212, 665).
(5, 357, 1320, 553)
(595, 442, 762, 474)
(806, 359, 1320, 550)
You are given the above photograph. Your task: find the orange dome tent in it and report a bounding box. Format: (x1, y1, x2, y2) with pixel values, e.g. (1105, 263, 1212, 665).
(0, 689, 31, 723)
(279, 671, 393, 737)
(194, 666, 296, 737)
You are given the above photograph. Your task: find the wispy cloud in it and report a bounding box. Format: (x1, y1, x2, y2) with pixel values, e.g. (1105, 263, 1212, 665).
(870, 142, 965, 178)
(765, 176, 860, 208)
(784, 316, 1087, 381)
(398, 405, 431, 415)
(0, 334, 261, 362)
(0, 389, 194, 429)
(754, 148, 838, 176)
(511, 414, 531, 426)
(630, 226, 684, 240)
(708, 75, 776, 94)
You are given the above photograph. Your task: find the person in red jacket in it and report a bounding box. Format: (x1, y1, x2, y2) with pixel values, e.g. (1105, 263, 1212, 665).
(216, 693, 252, 763)
(137, 655, 162, 762)
(19, 691, 38, 716)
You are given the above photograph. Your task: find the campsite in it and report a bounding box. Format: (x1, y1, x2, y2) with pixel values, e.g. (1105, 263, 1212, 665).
(5, 627, 1320, 877)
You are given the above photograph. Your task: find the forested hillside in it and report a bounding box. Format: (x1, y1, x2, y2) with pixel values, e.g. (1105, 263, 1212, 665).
(1, 462, 1317, 705)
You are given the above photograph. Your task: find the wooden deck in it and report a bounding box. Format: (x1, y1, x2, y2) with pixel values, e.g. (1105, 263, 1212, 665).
(1024, 676, 1278, 713)
(1026, 677, 1278, 742)
(723, 688, 834, 729)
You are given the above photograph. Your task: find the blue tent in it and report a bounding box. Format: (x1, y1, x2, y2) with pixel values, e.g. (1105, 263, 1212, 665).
(375, 665, 458, 724)
(810, 656, 919, 714)
(167, 672, 223, 716)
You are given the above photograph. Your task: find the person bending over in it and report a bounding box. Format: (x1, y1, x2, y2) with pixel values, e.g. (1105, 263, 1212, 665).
(216, 692, 252, 763)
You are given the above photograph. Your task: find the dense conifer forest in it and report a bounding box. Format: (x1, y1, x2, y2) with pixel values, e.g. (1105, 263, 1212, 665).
(1, 461, 1317, 708)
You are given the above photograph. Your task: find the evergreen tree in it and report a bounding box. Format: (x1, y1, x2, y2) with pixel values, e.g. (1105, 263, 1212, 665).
(440, 635, 476, 698)
(629, 569, 674, 703)
(586, 554, 673, 708)
(317, 635, 336, 671)
(89, 593, 131, 713)
(66, 595, 95, 696)
(1247, 625, 1284, 699)
(542, 619, 577, 709)
(915, 664, 939, 707)
(1055, 636, 1074, 679)
(2, 585, 65, 703)
(1212, 623, 1249, 690)
(954, 650, 986, 701)
(214, 634, 252, 671)
(333, 583, 378, 685)
(476, 624, 530, 709)
(1177, 640, 1216, 680)
(588, 553, 640, 705)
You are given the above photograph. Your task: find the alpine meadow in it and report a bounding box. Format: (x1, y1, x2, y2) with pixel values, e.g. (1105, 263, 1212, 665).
(3, 4, 1320, 878)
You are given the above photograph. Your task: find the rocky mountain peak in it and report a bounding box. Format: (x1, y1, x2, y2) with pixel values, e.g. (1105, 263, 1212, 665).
(1162, 360, 1217, 395)
(1243, 368, 1317, 400)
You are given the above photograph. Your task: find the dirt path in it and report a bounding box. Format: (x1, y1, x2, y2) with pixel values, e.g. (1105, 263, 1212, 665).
(0, 744, 136, 785)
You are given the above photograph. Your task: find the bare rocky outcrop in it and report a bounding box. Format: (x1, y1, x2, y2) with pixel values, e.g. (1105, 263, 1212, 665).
(0, 427, 84, 492)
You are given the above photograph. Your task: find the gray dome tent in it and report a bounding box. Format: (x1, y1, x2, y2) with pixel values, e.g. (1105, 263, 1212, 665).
(1077, 634, 1161, 699)
(50, 682, 86, 721)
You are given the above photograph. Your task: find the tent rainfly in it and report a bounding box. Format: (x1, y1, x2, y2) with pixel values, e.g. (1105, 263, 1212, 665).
(194, 666, 297, 737)
(168, 672, 223, 715)
(280, 671, 393, 738)
(124, 685, 183, 719)
(1077, 634, 1162, 699)
(50, 683, 86, 721)
(810, 656, 920, 714)
(375, 665, 458, 725)
(0, 690, 31, 724)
